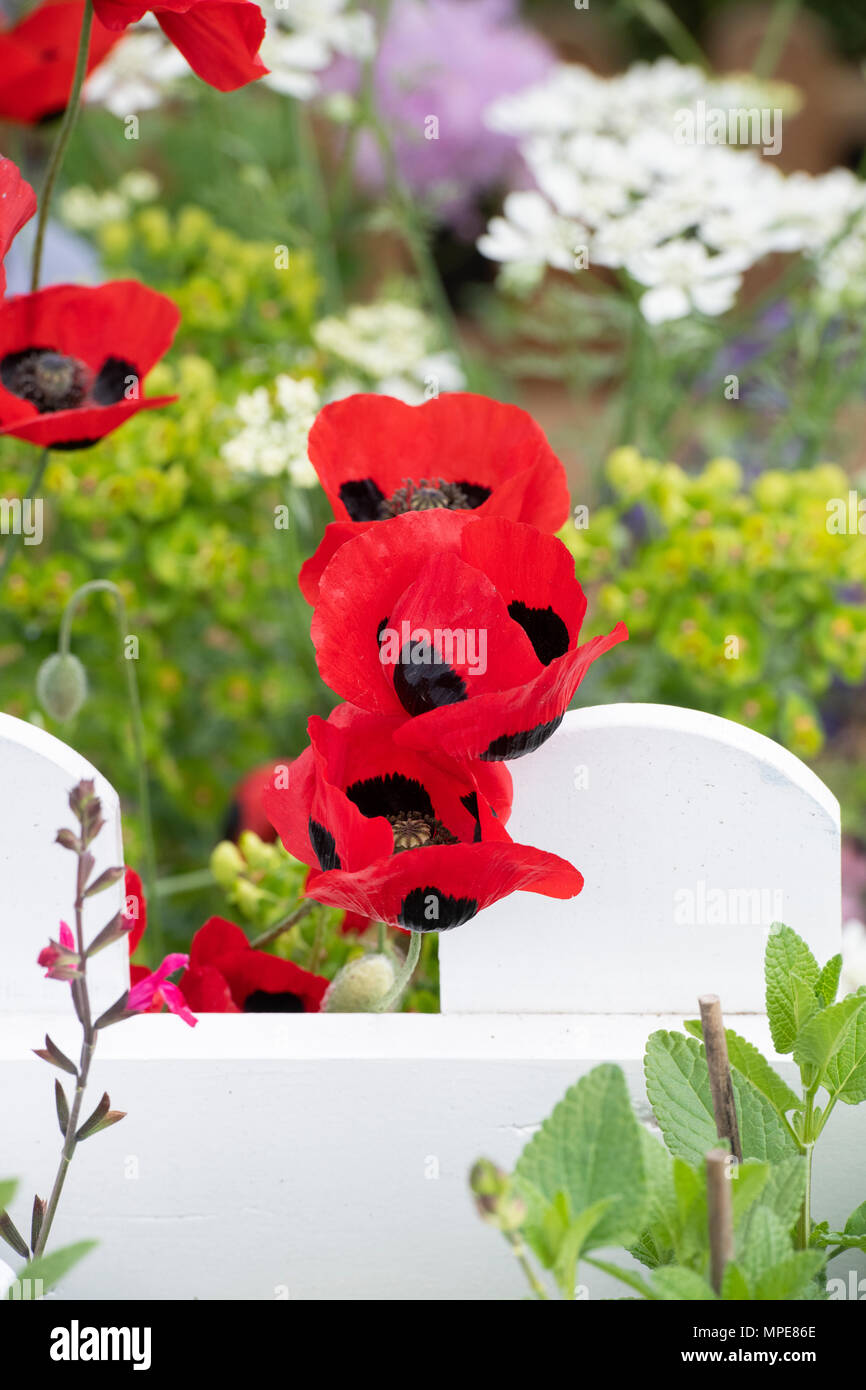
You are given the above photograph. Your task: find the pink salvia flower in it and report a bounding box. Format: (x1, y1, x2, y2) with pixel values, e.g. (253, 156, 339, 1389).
(127, 953, 197, 1027)
(37, 920, 82, 980)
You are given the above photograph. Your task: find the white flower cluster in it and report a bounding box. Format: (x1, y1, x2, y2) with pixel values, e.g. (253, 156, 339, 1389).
(261, 0, 375, 101)
(221, 376, 321, 484)
(313, 301, 465, 404)
(84, 17, 189, 115)
(60, 171, 161, 232)
(479, 58, 866, 323)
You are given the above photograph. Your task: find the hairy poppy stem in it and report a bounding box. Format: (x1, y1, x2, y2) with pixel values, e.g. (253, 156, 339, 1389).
(59, 580, 161, 958)
(0, 446, 49, 590)
(30, 0, 94, 291)
(374, 929, 422, 1012)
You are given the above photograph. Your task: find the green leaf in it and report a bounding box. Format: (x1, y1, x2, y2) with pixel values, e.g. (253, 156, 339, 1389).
(584, 1254, 656, 1300)
(816, 954, 843, 1007)
(650, 1266, 718, 1300)
(645, 1032, 798, 1167)
(721, 1262, 751, 1300)
(514, 1064, 647, 1259)
(630, 1130, 676, 1269)
(551, 1197, 618, 1298)
(815, 1200, 866, 1254)
(738, 1206, 795, 1285)
(765, 925, 820, 1053)
(823, 994, 866, 1105)
(0, 1181, 16, 1213)
(729, 1160, 770, 1224)
(721, 1028, 802, 1117)
(8, 1240, 97, 1298)
(792, 994, 866, 1076)
(755, 1156, 809, 1232)
(752, 1251, 826, 1301)
(54, 1079, 69, 1137)
(844, 1199, 866, 1238)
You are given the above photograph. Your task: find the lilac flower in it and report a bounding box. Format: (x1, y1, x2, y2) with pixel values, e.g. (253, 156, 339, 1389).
(343, 0, 554, 235)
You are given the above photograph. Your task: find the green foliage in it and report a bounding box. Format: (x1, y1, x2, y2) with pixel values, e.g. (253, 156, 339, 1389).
(561, 452, 866, 763)
(7, 1241, 98, 1300)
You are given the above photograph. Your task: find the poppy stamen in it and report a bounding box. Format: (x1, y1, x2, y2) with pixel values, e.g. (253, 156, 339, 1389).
(1, 348, 89, 413)
(378, 478, 472, 518)
(387, 812, 459, 853)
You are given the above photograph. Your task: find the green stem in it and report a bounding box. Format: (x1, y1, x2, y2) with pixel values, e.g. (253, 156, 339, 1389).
(0, 447, 50, 591)
(154, 868, 215, 898)
(753, 0, 801, 79)
(59, 580, 160, 956)
(506, 1231, 549, 1300)
(30, 0, 94, 291)
(251, 899, 314, 950)
(376, 919, 386, 953)
(624, 0, 709, 69)
(796, 1143, 814, 1250)
(374, 930, 422, 1012)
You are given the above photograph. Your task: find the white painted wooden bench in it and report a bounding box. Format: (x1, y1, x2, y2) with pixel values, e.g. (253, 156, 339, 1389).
(1, 704, 862, 1301)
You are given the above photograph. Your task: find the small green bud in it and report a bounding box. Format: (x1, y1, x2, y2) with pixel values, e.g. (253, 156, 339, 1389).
(469, 1159, 525, 1230)
(238, 830, 276, 872)
(233, 878, 266, 916)
(210, 840, 246, 890)
(322, 953, 396, 1013)
(36, 653, 88, 722)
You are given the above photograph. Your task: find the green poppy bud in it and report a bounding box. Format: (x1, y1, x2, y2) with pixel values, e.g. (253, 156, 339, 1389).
(210, 840, 246, 890)
(36, 653, 88, 723)
(322, 953, 396, 1013)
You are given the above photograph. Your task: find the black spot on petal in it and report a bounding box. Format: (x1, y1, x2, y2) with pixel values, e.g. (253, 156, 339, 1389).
(347, 773, 434, 820)
(309, 818, 341, 870)
(479, 714, 564, 761)
(460, 791, 482, 842)
(398, 886, 479, 933)
(243, 991, 304, 1013)
(453, 481, 492, 509)
(393, 640, 467, 717)
(339, 478, 387, 521)
(92, 356, 138, 406)
(508, 601, 570, 666)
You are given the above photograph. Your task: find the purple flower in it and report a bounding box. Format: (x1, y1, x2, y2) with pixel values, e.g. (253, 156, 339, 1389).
(338, 0, 554, 235)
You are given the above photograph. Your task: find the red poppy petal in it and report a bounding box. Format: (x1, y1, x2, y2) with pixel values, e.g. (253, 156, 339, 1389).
(0, 158, 36, 295)
(308, 393, 569, 530)
(188, 915, 252, 968)
(211, 949, 327, 1011)
(395, 622, 629, 761)
(156, 0, 268, 92)
(299, 520, 375, 605)
(0, 3, 121, 125)
(460, 516, 587, 644)
(306, 840, 584, 931)
(177, 963, 239, 1012)
(0, 280, 180, 373)
(0, 394, 177, 447)
(312, 510, 472, 713)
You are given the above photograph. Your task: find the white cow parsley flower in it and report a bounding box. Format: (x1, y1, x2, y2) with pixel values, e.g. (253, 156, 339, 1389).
(261, 1, 375, 101)
(314, 301, 465, 402)
(222, 376, 321, 484)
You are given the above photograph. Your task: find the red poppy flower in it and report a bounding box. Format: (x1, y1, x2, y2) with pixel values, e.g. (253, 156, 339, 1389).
(263, 702, 583, 933)
(0, 2, 120, 124)
(0, 280, 180, 449)
(92, 0, 268, 92)
(298, 393, 571, 604)
(312, 511, 628, 762)
(178, 917, 329, 1012)
(0, 158, 36, 297)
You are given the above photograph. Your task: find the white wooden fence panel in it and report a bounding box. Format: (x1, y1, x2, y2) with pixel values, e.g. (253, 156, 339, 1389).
(0, 713, 129, 1019)
(440, 705, 841, 1014)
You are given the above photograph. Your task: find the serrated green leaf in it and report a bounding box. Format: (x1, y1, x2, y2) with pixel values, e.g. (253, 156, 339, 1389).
(729, 1160, 770, 1224)
(823, 996, 866, 1105)
(721, 1262, 752, 1300)
(792, 994, 866, 1075)
(755, 1156, 808, 1232)
(651, 1266, 718, 1301)
(816, 955, 843, 1007)
(645, 1032, 798, 1167)
(739, 1206, 795, 1285)
(844, 1199, 866, 1237)
(8, 1240, 97, 1298)
(686, 1019, 802, 1117)
(515, 1064, 646, 1258)
(752, 1250, 826, 1301)
(765, 925, 820, 1053)
(630, 1130, 676, 1269)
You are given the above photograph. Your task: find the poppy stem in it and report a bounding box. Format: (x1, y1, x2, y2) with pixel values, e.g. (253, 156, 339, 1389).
(250, 899, 314, 950)
(58, 579, 161, 960)
(374, 929, 422, 1012)
(0, 446, 50, 590)
(29, 0, 94, 292)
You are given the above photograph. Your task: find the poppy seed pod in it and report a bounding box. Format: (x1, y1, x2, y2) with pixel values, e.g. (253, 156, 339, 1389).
(36, 652, 88, 723)
(322, 953, 397, 1013)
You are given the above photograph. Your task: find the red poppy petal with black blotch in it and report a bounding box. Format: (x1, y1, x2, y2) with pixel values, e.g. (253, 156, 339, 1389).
(124, 868, 147, 956)
(0, 3, 121, 126)
(395, 622, 629, 762)
(206, 948, 328, 1011)
(307, 393, 570, 530)
(460, 516, 588, 648)
(308, 702, 514, 829)
(0, 394, 177, 447)
(311, 509, 472, 712)
(299, 520, 375, 605)
(305, 841, 584, 932)
(178, 962, 239, 1012)
(0, 158, 36, 297)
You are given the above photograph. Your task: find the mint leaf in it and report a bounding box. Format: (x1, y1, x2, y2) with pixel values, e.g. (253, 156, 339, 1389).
(651, 1266, 717, 1300)
(755, 1156, 809, 1231)
(816, 955, 843, 1007)
(739, 1206, 795, 1285)
(686, 1021, 801, 1117)
(721, 1262, 751, 1300)
(765, 925, 820, 1053)
(752, 1251, 826, 1301)
(515, 1064, 646, 1258)
(792, 994, 866, 1076)
(823, 994, 866, 1105)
